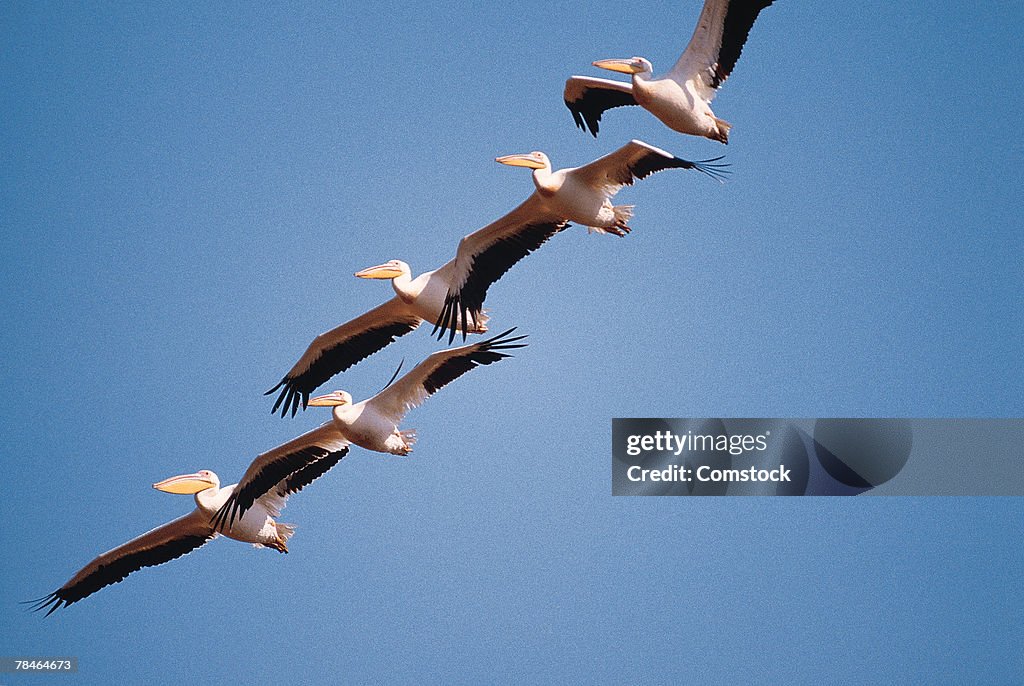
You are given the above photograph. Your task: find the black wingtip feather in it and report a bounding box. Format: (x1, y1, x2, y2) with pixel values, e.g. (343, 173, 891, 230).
(566, 86, 637, 137)
(33, 593, 64, 616)
(420, 328, 528, 395)
(686, 156, 731, 183)
(270, 387, 287, 414)
(433, 293, 459, 343)
(479, 327, 527, 345)
(215, 443, 336, 530)
(269, 320, 419, 417)
(23, 592, 64, 617)
(433, 221, 569, 342)
(379, 359, 405, 393)
(280, 447, 350, 498)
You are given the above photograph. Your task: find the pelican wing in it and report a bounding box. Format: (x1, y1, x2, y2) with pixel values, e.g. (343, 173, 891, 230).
(433, 195, 567, 343)
(670, 0, 775, 98)
(212, 422, 350, 531)
(564, 76, 638, 137)
(29, 509, 214, 615)
(572, 139, 729, 195)
(267, 297, 422, 417)
(369, 328, 526, 423)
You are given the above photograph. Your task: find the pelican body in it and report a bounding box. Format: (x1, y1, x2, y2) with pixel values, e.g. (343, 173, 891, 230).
(311, 389, 417, 455)
(303, 328, 526, 456)
(498, 151, 635, 234)
(29, 466, 329, 615)
(592, 56, 730, 142)
(354, 260, 488, 334)
(632, 62, 724, 140)
(433, 141, 727, 341)
(564, 0, 775, 141)
(265, 257, 488, 418)
(156, 471, 292, 552)
(218, 329, 526, 529)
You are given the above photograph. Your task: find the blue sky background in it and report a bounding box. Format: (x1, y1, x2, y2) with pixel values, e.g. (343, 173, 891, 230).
(2, 1, 1022, 682)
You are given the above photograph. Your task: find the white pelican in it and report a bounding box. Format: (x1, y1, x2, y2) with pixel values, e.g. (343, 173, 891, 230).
(564, 0, 775, 141)
(268, 141, 722, 411)
(28, 457, 346, 615)
(265, 262, 490, 417)
(433, 139, 728, 341)
(217, 328, 525, 529)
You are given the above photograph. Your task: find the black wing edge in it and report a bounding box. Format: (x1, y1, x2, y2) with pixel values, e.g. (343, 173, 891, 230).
(630, 153, 731, 184)
(211, 444, 337, 532)
(422, 328, 527, 395)
(430, 221, 569, 344)
(23, 534, 212, 616)
(265, 320, 419, 418)
(712, 0, 776, 88)
(431, 290, 477, 346)
(565, 86, 639, 137)
(279, 446, 350, 498)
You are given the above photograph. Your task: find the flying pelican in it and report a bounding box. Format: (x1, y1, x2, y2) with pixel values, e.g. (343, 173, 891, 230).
(267, 141, 723, 413)
(217, 328, 525, 529)
(28, 455, 346, 615)
(433, 139, 728, 342)
(564, 0, 775, 141)
(265, 264, 489, 417)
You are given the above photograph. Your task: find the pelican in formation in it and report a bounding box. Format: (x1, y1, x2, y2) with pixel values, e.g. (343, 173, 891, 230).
(31, 330, 523, 613)
(218, 328, 525, 528)
(265, 259, 489, 417)
(267, 141, 724, 414)
(27, 0, 780, 618)
(28, 464, 340, 615)
(435, 139, 727, 341)
(564, 0, 775, 141)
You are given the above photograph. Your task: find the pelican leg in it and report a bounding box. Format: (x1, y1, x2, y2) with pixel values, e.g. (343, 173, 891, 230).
(268, 534, 289, 554)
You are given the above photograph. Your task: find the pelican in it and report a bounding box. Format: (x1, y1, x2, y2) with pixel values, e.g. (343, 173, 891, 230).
(433, 139, 728, 342)
(217, 328, 525, 529)
(268, 141, 723, 413)
(564, 0, 775, 141)
(28, 456, 346, 615)
(265, 261, 489, 417)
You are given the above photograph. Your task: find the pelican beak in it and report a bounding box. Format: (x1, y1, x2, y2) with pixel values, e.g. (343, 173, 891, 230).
(592, 58, 643, 75)
(495, 154, 546, 170)
(308, 391, 349, 407)
(153, 472, 216, 495)
(354, 263, 404, 279)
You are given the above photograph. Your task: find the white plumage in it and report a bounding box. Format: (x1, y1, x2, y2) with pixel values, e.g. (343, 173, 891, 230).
(564, 0, 775, 141)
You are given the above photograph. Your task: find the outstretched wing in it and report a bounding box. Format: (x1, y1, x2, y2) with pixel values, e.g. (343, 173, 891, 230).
(212, 422, 350, 531)
(28, 509, 215, 616)
(670, 0, 775, 99)
(266, 297, 422, 417)
(433, 195, 567, 343)
(571, 139, 729, 197)
(368, 328, 527, 424)
(564, 76, 638, 137)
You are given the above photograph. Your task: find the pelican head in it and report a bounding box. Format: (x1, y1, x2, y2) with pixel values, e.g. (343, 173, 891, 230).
(355, 259, 409, 280)
(153, 469, 220, 495)
(495, 151, 550, 170)
(307, 390, 353, 407)
(592, 56, 652, 75)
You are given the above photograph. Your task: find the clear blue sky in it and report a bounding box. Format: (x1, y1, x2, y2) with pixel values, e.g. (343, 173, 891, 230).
(2, 1, 1022, 683)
